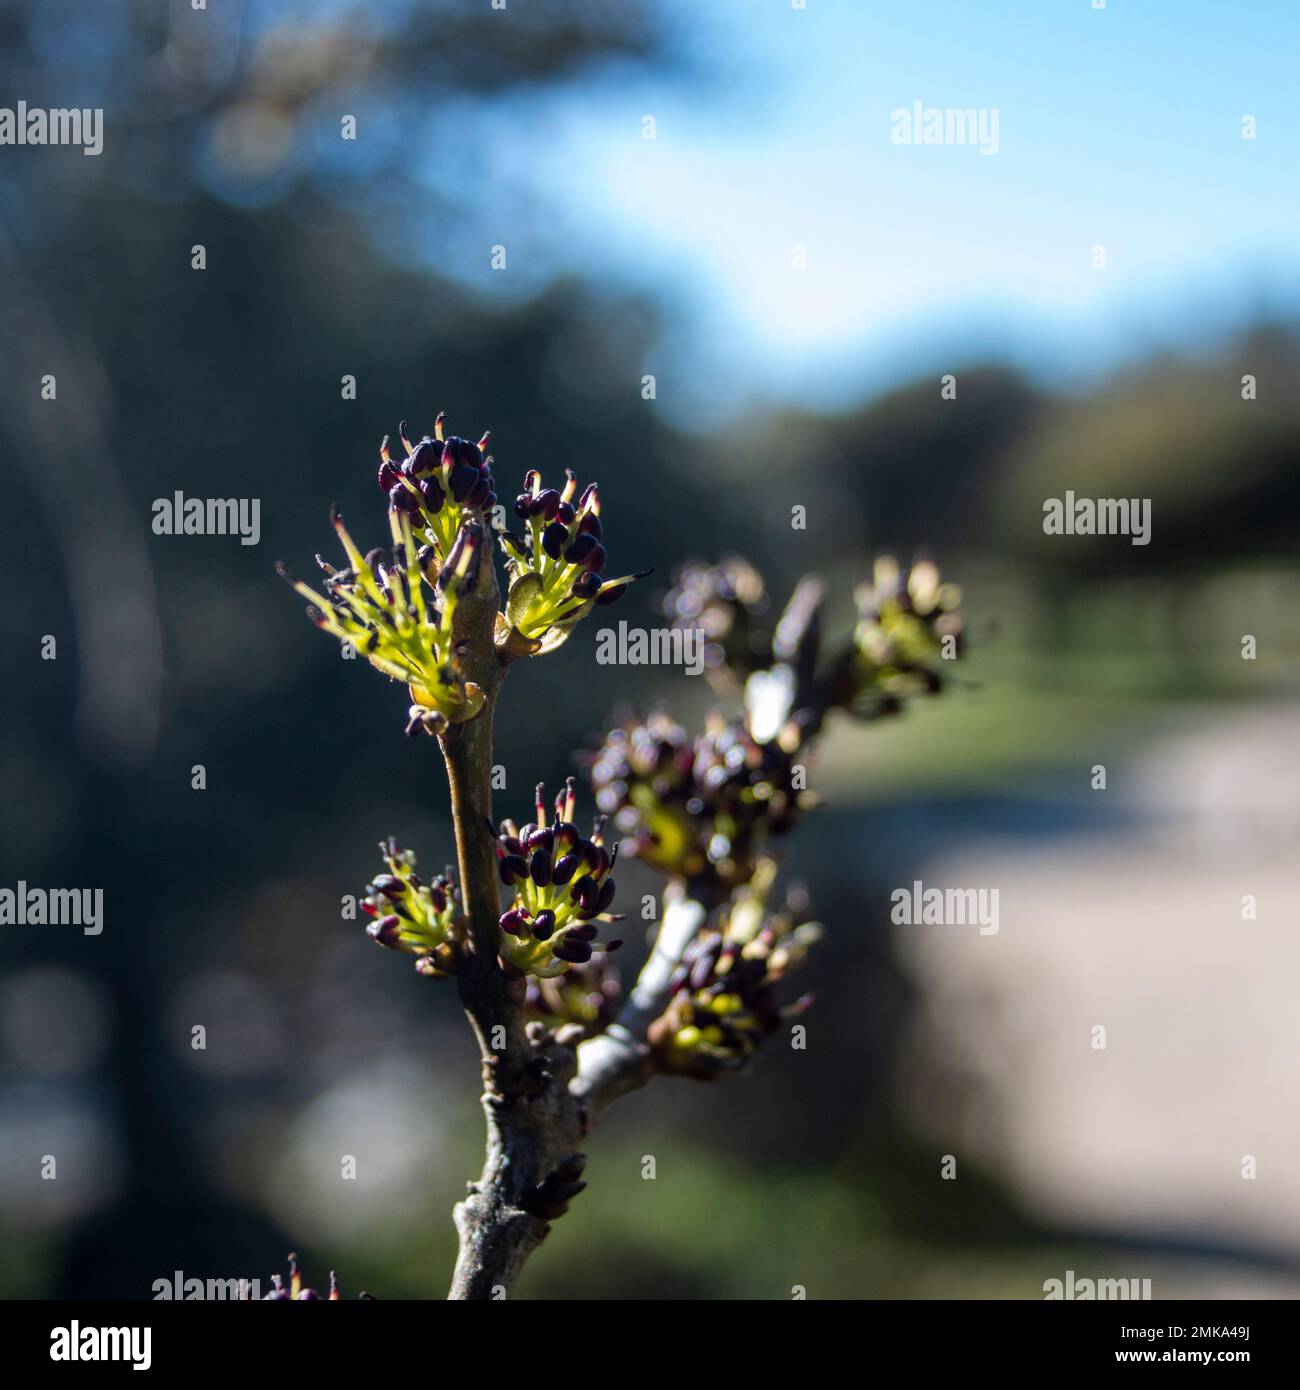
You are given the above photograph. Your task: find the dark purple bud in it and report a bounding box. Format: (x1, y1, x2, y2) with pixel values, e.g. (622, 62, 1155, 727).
(564, 533, 598, 566)
(378, 461, 402, 491)
(556, 501, 576, 525)
(535, 489, 562, 520)
(449, 464, 478, 502)
(408, 440, 439, 477)
(500, 908, 530, 936)
(571, 571, 601, 600)
(500, 835, 523, 857)
(499, 854, 528, 885)
(419, 478, 444, 513)
(542, 522, 568, 559)
(578, 513, 602, 540)
(571, 876, 598, 909)
(513, 493, 532, 519)
(529, 850, 552, 886)
(583, 543, 607, 573)
(389, 482, 419, 514)
(442, 437, 483, 471)
(553, 938, 593, 964)
(527, 827, 554, 853)
(567, 922, 598, 942)
(595, 582, 626, 606)
(579, 841, 602, 872)
(597, 878, 617, 912)
(552, 853, 578, 886)
(532, 910, 557, 940)
(467, 478, 492, 509)
(372, 874, 406, 898)
(368, 915, 403, 947)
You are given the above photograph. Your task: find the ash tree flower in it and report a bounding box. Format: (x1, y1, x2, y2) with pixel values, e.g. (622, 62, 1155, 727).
(494, 778, 624, 977)
(662, 555, 772, 689)
(837, 555, 964, 719)
(268, 401, 972, 1300)
(588, 708, 813, 888)
(524, 951, 622, 1039)
(593, 554, 965, 894)
(498, 469, 648, 656)
(277, 505, 486, 736)
(583, 553, 964, 1095)
(665, 553, 965, 739)
(362, 837, 465, 979)
(648, 859, 819, 1079)
(377, 411, 497, 566)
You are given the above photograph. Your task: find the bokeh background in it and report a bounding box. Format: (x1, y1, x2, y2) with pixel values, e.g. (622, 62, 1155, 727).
(1, 0, 1298, 1299)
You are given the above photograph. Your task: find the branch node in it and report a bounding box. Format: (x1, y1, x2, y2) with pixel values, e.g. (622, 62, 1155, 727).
(520, 1153, 589, 1221)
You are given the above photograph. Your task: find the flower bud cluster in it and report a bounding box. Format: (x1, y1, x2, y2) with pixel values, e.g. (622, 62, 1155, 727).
(499, 469, 646, 654)
(590, 556, 962, 899)
(666, 554, 964, 733)
(378, 412, 497, 565)
(648, 859, 819, 1078)
(844, 556, 963, 718)
(661, 555, 771, 689)
(361, 837, 464, 979)
(524, 952, 622, 1039)
(588, 709, 812, 888)
(495, 779, 624, 978)
(278, 507, 485, 736)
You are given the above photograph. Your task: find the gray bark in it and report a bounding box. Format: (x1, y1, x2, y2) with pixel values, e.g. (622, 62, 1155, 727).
(447, 894, 708, 1298)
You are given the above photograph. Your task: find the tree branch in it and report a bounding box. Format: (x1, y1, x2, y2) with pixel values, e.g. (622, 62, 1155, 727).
(572, 887, 710, 1119)
(448, 883, 716, 1298)
(437, 523, 724, 1299)
(434, 526, 529, 1089)
(440, 699, 530, 1084)
(447, 1037, 583, 1299)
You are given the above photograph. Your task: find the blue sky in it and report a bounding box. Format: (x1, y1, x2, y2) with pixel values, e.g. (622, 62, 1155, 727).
(305, 0, 1300, 425)
(473, 0, 1300, 422)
